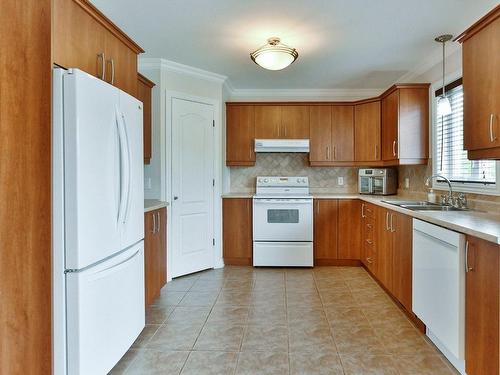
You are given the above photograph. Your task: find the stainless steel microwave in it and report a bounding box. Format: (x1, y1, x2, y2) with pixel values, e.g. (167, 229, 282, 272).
(358, 168, 397, 195)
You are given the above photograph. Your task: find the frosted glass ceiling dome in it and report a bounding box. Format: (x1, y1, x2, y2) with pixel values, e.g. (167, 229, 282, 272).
(250, 37, 298, 71)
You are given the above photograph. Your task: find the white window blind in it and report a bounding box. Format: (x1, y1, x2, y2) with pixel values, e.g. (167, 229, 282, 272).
(435, 83, 496, 185)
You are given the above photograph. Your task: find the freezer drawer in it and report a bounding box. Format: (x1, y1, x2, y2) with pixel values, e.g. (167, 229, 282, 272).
(66, 242, 145, 375)
(253, 242, 313, 267)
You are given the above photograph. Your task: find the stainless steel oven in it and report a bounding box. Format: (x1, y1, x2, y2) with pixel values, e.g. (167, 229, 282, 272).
(359, 168, 397, 195)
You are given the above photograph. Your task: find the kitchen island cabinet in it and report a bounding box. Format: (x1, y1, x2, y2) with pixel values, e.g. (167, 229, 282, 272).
(223, 198, 253, 265)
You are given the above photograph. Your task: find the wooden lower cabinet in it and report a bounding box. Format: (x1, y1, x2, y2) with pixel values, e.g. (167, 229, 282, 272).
(361, 202, 377, 272)
(223, 198, 252, 265)
(465, 235, 499, 375)
(375, 206, 394, 291)
(144, 208, 167, 306)
(314, 199, 339, 265)
(338, 200, 361, 260)
(390, 212, 413, 312)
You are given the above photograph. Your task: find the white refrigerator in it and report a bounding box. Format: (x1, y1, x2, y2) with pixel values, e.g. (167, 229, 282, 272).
(53, 68, 145, 375)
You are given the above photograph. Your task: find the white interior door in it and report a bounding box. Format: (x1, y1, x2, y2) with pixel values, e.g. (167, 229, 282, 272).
(171, 98, 214, 277)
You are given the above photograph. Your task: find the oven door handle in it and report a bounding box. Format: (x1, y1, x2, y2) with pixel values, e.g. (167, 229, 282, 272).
(253, 200, 312, 205)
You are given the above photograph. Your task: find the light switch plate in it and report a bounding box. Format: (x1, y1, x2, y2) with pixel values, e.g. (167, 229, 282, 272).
(337, 176, 344, 186)
(405, 177, 410, 189)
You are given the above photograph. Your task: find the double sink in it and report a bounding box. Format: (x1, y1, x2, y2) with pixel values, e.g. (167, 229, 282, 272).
(382, 200, 467, 212)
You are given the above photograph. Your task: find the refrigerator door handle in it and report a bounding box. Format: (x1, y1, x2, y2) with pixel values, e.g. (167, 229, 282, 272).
(116, 108, 128, 224)
(94, 248, 140, 276)
(119, 111, 132, 224)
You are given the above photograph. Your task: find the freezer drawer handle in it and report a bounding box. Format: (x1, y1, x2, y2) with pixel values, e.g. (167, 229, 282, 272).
(95, 249, 140, 275)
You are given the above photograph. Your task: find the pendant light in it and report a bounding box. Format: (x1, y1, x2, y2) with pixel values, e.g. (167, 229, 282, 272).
(435, 34, 453, 117)
(250, 37, 298, 71)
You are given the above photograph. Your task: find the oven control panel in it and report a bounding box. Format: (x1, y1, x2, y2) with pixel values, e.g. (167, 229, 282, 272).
(256, 176, 309, 187)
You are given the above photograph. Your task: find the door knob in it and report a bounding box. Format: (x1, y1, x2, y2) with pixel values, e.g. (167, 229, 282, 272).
(173, 196, 179, 200)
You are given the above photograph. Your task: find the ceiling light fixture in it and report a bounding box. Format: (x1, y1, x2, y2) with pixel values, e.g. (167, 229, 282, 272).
(435, 34, 453, 117)
(250, 37, 298, 71)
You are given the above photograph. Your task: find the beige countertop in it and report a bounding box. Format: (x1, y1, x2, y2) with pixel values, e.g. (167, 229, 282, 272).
(144, 199, 168, 213)
(222, 192, 500, 245)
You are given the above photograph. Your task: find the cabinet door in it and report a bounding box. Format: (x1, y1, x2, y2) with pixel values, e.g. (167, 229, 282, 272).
(382, 90, 399, 161)
(157, 208, 167, 289)
(226, 105, 255, 165)
(314, 199, 338, 264)
(105, 33, 138, 97)
(391, 212, 413, 312)
(338, 200, 361, 259)
(223, 199, 252, 265)
(144, 211, 157, 306)
(332, 105, 355, 161)
(255, 106, 281, 139)
(462, 18, 500, 151)
(354, 101, 381, 161)
(53, 0, 107, 79)
(375, 207, 393, 291)
(137, 74, 154, 164)
(281, 106, 309, 139)
(309, 106, 331, 162)
(361, 204, 376, 271)
(465, 236, 499, 375)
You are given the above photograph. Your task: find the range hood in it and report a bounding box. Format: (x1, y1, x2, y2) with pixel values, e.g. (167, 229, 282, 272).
(254, 139, 310, 153)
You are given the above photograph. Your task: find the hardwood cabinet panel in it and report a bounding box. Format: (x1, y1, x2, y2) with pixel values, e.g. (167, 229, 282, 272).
(255, 105, 281, 139)
(309, 106, 332, 162)
(361, 203, 376, 270)
(226, 105, 255, 166)
(382, 90, 399, 161)
(332, 105, 355, 161)
(223, 199, 252, 265)
(355, 101, 381, 162)
(461, 11, 500, 155)
(338, 200, 361, 260)
(1, 0, 52, 372)
(104, 32, 138, 96)
(281, 105, 309, 139)
(391, 212, 413, 312)
(375, 207, 393, 291)
(53, 0, 107, 78)
(314, 200, 339, 264)
(144, 208, 167, 307)
(137, 73, 155, 164)
(465, 236, 499, 375)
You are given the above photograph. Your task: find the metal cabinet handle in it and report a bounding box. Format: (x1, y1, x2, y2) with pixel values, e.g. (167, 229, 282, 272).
(465, 240, 473, 272)
(152, 212, 156, 233)
(374, 145, 379, 159)
(390, 213, 395, 232)
(366, 239, 373, 245)
(490, 114, 497, 142)
(326, 146, 330, 160)
(98, 52, 106, 80)
(385, 212, 390, 231)
(367, 223, 373, 229)
(284, 125, 287, 137)
(110, 59, 115, 85)
(392, 140, 397, 157)
(157, 212, 160, 233)
(333, 146, 336, 160)
(361, 203, 366, 218)
(366, 257, 373, 264)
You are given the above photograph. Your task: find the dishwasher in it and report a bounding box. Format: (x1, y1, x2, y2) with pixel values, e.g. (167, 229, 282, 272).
(412, 219, 466, 374)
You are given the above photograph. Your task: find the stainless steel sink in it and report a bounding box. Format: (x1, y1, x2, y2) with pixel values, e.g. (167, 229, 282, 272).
(382, 200, 468, 212)
(382, 200, 438, 207)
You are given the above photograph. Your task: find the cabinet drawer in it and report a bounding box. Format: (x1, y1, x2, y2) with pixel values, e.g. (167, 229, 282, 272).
(361, 203, 376, 219)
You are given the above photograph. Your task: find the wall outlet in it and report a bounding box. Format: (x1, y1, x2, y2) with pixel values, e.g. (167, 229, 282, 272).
(404, 177, 410, 189)
(337, 176, 344, 186)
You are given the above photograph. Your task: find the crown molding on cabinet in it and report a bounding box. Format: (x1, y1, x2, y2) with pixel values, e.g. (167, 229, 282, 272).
(227, 88, 385, 102)
(139, 58, 228, 84)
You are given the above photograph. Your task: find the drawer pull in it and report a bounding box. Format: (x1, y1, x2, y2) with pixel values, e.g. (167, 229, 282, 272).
(98, 52, 105, 80)
(490, 114, 497, 142)
(365, 239, 373, 245)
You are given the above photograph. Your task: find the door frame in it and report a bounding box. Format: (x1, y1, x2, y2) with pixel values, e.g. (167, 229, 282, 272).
(164, 91, 223, 281)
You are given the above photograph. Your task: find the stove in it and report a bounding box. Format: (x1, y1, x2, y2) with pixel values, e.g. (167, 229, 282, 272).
(252, 177, 313, 267)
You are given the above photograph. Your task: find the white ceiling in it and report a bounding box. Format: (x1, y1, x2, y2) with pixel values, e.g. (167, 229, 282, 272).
(91, 0, 498, 90)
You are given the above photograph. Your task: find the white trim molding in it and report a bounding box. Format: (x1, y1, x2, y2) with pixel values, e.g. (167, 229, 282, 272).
(139, 58, 228, 84)
(227, 88, 384, 102)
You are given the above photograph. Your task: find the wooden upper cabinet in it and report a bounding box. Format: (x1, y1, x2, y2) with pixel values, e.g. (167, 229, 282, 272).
(355, 101, 381, 162)
(457, 6, 500, 159)
(53, 0, 144, 97)
(313, 199, 338, 265)
(391, 211, 413, 312)
(465, 235, 499, 375)
(223, 198, 253, 266)
(338, 200, 361, 260)
(226, 105, 255, 166)
(255, 105, 281, 139)
(137, 73, 155, 164)
(381, 85, 429, 165)
(332, 105, 354, 161)
(281, 106, 309, 139)
(309, 106, 332, 163)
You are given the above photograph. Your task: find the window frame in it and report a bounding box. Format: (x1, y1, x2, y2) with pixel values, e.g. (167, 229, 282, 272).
(430, 71, 500, 196)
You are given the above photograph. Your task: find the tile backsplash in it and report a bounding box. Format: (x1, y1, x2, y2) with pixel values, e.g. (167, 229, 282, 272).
(229, 153, 358, 193)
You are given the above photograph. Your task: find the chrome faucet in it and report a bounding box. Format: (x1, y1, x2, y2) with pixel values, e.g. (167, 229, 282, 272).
(425, 174, 453, 205)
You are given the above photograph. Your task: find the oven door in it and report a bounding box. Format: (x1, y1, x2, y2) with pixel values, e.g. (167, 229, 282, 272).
(253, 199, 313, 242)
(359, 176, 373, 194)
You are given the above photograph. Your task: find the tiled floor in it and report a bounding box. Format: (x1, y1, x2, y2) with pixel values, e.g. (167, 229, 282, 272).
(110, 266, 458, 375)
